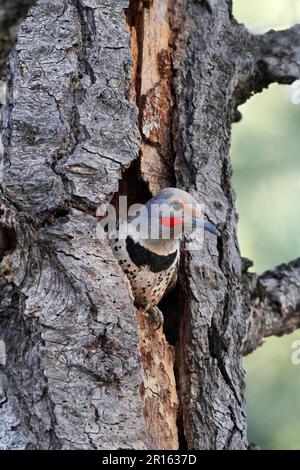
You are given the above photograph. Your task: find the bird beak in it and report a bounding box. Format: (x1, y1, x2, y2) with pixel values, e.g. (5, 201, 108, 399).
(204, 221, 221, 237)
(192, 218, 221, 237)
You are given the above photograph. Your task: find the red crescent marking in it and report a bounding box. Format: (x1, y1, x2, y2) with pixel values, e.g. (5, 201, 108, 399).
(161, 217, 183, 228)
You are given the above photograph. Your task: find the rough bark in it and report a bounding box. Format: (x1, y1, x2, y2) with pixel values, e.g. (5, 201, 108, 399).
(0, 0, 299, 450)
(243, 258, 300, 355)
(0, 0, 147, 450)
(0, 0, 37, 78)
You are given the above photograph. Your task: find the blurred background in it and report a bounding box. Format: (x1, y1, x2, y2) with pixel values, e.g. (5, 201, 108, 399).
(232, 1, 300, 450)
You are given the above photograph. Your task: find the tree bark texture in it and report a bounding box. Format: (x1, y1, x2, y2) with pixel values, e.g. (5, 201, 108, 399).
(0, 0, 37, 78)
(0, 0, 299, 450)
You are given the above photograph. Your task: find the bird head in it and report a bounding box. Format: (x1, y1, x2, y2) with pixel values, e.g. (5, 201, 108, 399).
(144, 187, 220, 240)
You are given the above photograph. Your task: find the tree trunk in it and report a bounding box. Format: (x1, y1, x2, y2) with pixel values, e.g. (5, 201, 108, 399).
(0, 0, 299, 450)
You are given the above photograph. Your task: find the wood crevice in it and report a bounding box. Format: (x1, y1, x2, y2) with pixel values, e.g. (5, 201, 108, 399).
(124, 0, 186, 450)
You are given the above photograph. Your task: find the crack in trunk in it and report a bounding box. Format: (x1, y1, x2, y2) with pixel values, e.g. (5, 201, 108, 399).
(125, 0, 187, 450)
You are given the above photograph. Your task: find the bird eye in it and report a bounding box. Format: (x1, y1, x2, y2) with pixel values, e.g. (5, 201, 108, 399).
(172, 202, 182, 211)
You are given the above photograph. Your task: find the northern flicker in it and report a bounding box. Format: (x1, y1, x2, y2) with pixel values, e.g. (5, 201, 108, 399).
(109, 188, 220, 327)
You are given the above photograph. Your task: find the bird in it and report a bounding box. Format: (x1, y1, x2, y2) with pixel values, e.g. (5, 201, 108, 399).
(109, 187, 220, 328)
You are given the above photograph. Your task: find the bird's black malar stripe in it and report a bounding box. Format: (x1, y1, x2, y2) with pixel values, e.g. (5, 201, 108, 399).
(126, 236, 177, 273)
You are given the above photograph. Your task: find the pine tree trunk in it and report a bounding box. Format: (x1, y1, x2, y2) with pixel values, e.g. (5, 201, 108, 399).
(0, 0, 299, 450)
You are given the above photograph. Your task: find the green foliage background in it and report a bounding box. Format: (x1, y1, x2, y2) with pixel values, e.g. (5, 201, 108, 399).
(232, 0, 300, 450)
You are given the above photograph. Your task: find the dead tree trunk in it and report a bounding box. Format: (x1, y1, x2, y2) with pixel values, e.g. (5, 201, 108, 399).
(0, 0, 299, 450)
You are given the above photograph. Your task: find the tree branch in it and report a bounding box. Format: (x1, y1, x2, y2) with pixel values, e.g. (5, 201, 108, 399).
(234, 24, 300, 106)
(256, 26, 300, 84)
(0, 0, 36, 78)
(235, 25, 300, 354)
(243, 258, 300, 355)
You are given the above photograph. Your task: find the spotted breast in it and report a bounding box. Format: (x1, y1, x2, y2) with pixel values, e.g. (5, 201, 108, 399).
(111, 235, 179, 311)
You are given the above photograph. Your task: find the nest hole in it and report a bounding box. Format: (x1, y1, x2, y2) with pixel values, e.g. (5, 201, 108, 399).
(0, 226, 17, 260)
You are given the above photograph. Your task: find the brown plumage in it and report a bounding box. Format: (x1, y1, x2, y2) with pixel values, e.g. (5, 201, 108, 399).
(110, 188, 220, 327)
